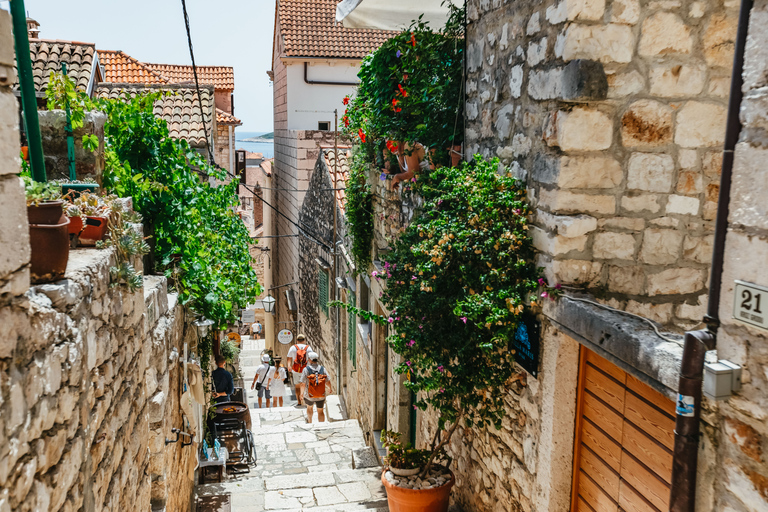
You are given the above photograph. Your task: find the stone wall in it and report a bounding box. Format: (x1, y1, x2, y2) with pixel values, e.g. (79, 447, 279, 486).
(711, 0, 768, 508)
(215, 122, 232, 173)
(465, 0, 738, 328)
(38, 110, 106, 184)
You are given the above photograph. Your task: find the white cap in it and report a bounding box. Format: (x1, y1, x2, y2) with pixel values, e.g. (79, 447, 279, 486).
(308, 351, 319, 361)
(261, 354, 271, 362)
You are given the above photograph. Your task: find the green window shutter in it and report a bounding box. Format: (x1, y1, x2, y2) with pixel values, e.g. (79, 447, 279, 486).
(318, 269, 329, 315)
(348, 291, 356, 368)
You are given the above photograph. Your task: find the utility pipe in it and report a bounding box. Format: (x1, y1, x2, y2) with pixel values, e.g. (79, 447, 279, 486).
(303, 62, 358, 86)
(333, 109, 341, 393)
(669, 0, 751, 508)
(10, 0, 46, 182)
(228, 125, 235, 178)
(62, 63, 77, 181)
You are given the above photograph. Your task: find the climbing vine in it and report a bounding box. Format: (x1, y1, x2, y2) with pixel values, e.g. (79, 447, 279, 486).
(345, 149, 375, 272)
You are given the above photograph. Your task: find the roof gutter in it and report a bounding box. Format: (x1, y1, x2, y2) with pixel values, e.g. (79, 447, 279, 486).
(668, 0, 751, 508)
(304, 62, 358, 86)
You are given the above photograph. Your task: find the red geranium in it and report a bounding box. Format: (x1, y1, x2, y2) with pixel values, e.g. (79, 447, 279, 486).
(343, 116, 350, 127)
(386, 140, 399, 152)
(358, 128, 366, 143)
(342, 96, 350, 105)
(392, 98, 402, 113)
(398, 84, 408, 97)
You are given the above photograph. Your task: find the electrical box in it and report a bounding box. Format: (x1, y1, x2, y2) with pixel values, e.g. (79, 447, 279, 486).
(703, 360, 742, 401)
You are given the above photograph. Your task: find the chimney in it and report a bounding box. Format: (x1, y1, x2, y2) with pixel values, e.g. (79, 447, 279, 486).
(26, 17, 40, 39)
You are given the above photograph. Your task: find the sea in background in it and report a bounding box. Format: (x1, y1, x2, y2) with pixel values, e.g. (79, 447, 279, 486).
(236, 130, 274, 159)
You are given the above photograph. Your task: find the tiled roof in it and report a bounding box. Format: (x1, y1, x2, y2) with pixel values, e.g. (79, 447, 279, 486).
(16, 39, 97, 93)
(95, 83, 215, 147)
(216, 108, 242, 126)
(97, 50, 168, 85)
(323, 148, 352, 211)
(278, 0, 396, 58)
(144, 63, 235, 90)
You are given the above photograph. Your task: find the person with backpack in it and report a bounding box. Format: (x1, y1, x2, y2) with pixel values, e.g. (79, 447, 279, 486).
(300, 351, 332, 423)
(251, 354, 274, 408)
(286, 334, 312, 406)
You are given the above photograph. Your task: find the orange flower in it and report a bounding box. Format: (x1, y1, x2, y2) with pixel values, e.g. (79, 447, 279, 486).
(410, 33, 416, 47)
(398, 84, 408, 97)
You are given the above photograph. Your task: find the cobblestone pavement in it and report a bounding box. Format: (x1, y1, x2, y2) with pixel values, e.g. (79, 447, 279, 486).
(195, 337, 388, 511)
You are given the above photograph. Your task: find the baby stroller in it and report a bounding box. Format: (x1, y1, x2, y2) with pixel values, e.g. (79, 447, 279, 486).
(211, 400, 256, 472)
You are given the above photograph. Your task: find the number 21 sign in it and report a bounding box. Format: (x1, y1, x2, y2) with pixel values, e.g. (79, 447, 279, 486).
(734, 280, 768, 332)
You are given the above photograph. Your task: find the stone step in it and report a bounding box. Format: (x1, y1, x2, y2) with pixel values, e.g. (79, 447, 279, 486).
(196, 494, 232, 512)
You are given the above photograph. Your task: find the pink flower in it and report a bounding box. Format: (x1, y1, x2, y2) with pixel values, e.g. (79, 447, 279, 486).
(439, 388, 445, 393)
(555, 283, 562, 290)
(388, 317, 394, 323)
(437, 365, 444, 372)
(541, 291, 549, 299)
(407, 340, 416, 347)
(406, 361, 412, 367)
(412, 276, 417, 280)
(418, 325, 423, 330)
(396, 317, 400, 321)
(538, 278, 545, 285)
(413, 405, 417, 410)
(460, 317, 467, 324)
(372, 270, 378, 277)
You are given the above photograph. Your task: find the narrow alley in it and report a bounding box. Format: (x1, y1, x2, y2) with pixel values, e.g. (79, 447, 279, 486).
(195, 338, 388, 511)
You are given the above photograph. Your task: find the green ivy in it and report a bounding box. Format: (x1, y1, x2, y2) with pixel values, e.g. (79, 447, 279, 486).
(46, 74, 261, 366)
(345, 149, 375, 272)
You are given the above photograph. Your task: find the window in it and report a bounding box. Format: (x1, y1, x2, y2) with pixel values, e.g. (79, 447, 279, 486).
(318, 269, 329, 315)
(318, 121, 331, 131)
(348, 291, 356, 368)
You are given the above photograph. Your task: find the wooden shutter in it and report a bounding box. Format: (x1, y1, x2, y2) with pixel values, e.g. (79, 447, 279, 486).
(571, 348, 676, 512)
(348, 291, 356, 368)
(318, 269, 329, 315)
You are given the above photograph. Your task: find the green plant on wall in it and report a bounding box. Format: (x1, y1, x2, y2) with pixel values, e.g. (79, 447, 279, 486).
(343, 6, 464, 167)
(345, 148, 375, 271)
(333, 157, 559, 475)
(45, 73, 260, 368)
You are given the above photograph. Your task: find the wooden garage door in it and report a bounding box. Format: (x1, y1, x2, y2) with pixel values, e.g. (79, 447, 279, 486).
(571, 348, 676, 512)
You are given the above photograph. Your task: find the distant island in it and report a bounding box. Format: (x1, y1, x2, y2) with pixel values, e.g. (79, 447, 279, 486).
(240, 132, 273, 142)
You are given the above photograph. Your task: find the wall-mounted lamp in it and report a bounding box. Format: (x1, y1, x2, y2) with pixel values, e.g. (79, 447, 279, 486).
(193, 317, 214, 341)
(262, 294, 276, 314)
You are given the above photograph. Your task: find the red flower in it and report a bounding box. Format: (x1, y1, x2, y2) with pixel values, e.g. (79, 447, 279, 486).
(342, 96, 350, 105)
(410, 33, 417, 47)
(386, 140, 399, 152)
(392, 98, 402, 113)
(398, 84, 408, 97)
(358, 128, 366, 143)
(343, 116, 350, 127)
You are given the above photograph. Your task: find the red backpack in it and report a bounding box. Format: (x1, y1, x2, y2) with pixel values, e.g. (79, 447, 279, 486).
(292, 344, 308, 373)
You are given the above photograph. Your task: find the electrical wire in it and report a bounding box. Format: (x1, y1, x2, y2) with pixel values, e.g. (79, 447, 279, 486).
(562, 295, 682, 344)
(178, 0, 334, 252)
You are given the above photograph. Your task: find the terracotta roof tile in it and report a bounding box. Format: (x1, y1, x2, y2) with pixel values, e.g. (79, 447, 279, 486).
(144, 63, 235, 90)
(15, 39, 97, 93)
(97, 50, 169, 85)
(216, 108, 242, 126)
(95, 83, 214, 147)
(279, 0, 396, 59)
(323, 148, 352, 212)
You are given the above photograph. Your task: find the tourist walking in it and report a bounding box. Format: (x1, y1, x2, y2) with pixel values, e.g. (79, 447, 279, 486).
(270, 363, 289, 408)
(212, 355, 234, 404)
(251, 354, 274, 408)
(301, 352, 332, 423)
(286, 334, 312, 406)
(252, 320, 263, 339)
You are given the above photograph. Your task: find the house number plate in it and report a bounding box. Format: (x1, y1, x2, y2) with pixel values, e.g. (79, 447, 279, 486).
(734, 280, 768, 332)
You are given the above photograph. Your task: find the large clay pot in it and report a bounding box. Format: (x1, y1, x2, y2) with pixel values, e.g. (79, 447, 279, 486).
(28, 200, 65, 225)
(29, 216, 70, 284)
(382, 469, 455, 512)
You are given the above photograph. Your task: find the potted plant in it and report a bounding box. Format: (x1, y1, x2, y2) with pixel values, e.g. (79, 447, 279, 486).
(24, 177, 70, 283)
(380, 430, 454, 512)
(64, 191, 112, 245)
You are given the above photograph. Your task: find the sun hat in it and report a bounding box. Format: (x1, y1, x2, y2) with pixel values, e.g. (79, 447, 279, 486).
(262, 354, 271, 362)
(307, 351, 319, 361)
(297, 334, 306, 341)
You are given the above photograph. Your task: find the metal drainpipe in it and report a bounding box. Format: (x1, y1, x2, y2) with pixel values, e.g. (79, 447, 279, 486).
(669, 0, 751, 508)
(10, 0, 46, 182)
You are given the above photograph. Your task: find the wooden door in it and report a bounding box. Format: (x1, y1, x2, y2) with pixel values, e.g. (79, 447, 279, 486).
(571, 349, 676, 512)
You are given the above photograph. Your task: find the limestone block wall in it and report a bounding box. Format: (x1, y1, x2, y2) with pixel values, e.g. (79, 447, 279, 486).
(710, 0, 768, 508)
(38, 110, 106, 185)
(465, 0, 739, 327)
(215, 123, 232, 173)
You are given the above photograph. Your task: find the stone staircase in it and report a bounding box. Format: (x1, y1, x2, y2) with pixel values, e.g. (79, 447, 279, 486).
(195, 336, 387, 511)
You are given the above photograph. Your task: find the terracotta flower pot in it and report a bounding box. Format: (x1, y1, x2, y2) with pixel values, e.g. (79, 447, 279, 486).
(28, 200, 64, 225)
(68, 216, 109, 246)
(381, 469, 455, 512)
(29, 216, 70, 284)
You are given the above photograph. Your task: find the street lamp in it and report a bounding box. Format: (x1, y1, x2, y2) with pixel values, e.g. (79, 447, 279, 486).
(193, 317, 214, 341)
(263, 294, 276, 314)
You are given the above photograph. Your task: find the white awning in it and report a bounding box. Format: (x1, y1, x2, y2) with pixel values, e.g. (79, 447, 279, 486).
(336, 0, 462, 31)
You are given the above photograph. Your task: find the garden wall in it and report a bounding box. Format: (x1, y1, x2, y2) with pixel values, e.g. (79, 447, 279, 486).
(0, 13, 195, 510)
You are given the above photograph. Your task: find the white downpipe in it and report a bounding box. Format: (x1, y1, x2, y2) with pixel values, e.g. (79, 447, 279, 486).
(228, 125, 235, 175)
(263, 173, 275, 352)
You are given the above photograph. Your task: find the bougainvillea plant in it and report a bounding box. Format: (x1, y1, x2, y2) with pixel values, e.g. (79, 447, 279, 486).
(342, 6, 464, 167)
(377, 157, 558, 474)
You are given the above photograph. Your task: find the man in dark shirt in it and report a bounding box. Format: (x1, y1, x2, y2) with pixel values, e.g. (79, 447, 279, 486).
(212, 355, 234, 403)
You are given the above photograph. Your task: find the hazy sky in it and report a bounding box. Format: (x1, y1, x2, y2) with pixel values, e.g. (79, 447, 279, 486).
(1, 0, 275, 132)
